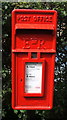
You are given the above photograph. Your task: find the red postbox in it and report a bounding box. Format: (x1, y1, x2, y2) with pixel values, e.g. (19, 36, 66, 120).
(12, 9, 57, 110)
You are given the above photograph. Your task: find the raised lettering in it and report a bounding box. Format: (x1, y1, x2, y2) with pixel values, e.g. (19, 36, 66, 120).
(31, 39, 38, 45)
(23, 38, 46, 49)
(45, 16, 49, 22)
(49, 16, 52, 22)
(40, 40, 45, 48)
(24, 40, 30, 49)
(17, 15, 31, 22)
(17, 15, 53, 23)
(33, 16, 37, 22)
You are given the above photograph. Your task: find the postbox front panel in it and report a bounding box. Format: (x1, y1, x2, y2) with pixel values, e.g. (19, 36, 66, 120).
(12, 9, 57, 110)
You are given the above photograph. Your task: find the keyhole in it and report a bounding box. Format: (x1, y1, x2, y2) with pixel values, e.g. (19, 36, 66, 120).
(20, 79, 22, 82)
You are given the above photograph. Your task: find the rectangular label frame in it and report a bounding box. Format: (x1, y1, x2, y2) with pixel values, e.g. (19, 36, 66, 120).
(23, 58, 45, 97)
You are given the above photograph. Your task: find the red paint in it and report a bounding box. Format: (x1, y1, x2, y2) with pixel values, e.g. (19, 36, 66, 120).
(12, 9, 57, 110)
